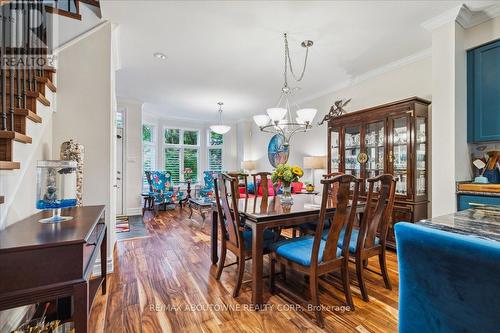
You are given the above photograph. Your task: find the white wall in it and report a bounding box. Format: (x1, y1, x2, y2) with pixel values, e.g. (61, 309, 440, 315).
(245, 56, 432, 188)
(118, 99, 143, 215)
(52, 22, 115, 268)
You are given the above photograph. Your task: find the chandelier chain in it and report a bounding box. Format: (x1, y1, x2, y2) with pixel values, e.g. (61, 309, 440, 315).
(284, 33, 309, 84)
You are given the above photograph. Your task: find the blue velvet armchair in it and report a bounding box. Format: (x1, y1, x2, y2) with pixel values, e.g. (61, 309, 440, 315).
(145, 171, 183, 209)
(395, 222, 500, 333)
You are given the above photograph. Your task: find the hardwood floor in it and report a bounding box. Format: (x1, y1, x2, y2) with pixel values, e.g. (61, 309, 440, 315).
(89, 208, 399, 333)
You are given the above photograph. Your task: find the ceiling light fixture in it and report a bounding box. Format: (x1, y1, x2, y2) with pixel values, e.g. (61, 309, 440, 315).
(210, 102, 231, 135)
(253, 33, 316, 147)
(153, 52, 167, 60)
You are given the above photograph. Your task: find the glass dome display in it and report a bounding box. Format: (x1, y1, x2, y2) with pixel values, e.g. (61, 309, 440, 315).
(36, 160, 78, 223)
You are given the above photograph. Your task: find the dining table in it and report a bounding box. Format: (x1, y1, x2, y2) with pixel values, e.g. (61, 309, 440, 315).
(210, 194, 364, 307)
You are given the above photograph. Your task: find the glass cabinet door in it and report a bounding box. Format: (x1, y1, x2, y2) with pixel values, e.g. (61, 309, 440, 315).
(365, 121, 385, 190)
(330, 129, 340, 172)
(391, 117, 409, 196)
(416, 117, 426, 196)
(344, 126, 361, 179)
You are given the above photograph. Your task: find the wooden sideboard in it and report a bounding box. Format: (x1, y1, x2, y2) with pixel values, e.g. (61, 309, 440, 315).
(327, 97, 431, 249)
(0, 206, 107, 333)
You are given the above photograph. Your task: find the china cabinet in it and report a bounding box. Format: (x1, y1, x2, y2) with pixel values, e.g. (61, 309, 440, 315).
(327, 97, 431, 249)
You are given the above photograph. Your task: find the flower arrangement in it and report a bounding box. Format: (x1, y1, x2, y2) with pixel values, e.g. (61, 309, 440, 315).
(271, 164, 304, 187)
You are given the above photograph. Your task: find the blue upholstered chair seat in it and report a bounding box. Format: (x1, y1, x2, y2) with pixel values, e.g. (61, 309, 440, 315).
(271, 235, 341, 266)
(225, 229, 279, 252)
(323, 227, 379, 254)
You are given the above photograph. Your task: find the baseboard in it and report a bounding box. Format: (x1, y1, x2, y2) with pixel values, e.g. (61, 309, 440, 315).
(125, 207, 142, 216)
(92, 257, 114, 277)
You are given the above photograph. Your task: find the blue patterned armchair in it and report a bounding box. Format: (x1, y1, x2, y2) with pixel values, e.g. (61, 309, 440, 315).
(145, 171, 183, 209)
(199, 171, 218, 198)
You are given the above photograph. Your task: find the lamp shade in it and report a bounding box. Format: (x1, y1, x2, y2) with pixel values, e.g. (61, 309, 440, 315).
(296, 108, 317, 123)
(253, 115, 270, 127)
(266, 108, 287, 122)
(210, 125, 231, 135)
(241, 160, 257, 170)
(303, 156, 326, 169)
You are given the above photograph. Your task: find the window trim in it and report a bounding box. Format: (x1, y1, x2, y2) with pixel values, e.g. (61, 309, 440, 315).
(163, 127, 201, 183)
(142, 122, 157, 190)
(207, 129, 223, 172)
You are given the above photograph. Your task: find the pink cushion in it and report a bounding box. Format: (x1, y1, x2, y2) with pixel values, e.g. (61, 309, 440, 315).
(257, 183, 275, 196)
(292, 182, 303, 193)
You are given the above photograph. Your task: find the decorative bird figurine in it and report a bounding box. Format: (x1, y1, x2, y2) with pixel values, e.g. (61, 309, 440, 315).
(319, 98, 352, 125)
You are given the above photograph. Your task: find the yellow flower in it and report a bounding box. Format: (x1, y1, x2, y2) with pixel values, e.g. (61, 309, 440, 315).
(291, 166, 303, 177)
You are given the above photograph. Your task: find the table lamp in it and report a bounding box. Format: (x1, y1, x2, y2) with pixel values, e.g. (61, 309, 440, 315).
(241, 160, 256, 173)
(303, 156, 326, 188)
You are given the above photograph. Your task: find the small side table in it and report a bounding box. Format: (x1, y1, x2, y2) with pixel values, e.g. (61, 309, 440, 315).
(141, 192, 155, 214)
(188, 197, 214, 226)
(179, 180, 192, 207)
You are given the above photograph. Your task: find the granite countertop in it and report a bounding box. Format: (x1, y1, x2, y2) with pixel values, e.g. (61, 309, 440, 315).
(417, 207, 500, 242)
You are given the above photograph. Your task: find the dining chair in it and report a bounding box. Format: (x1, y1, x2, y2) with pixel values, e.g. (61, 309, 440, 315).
(252, 172, 277, 199)
(269, 174, 361, 328)
(335, 174, 397, 301)
(227, 172, 250, 199)
(296, 172, 343, 236)
(214, 173, 281, 297)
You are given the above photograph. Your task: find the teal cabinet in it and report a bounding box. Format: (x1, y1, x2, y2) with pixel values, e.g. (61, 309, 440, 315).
(457, 194, 500, 211)
(467, 39, 500, 142)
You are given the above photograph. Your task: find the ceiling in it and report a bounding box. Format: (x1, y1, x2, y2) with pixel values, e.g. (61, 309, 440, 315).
(102, 0, 497, 121)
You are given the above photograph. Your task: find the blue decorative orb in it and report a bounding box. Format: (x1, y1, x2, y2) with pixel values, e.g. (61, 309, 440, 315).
(268, 134, 289, 167)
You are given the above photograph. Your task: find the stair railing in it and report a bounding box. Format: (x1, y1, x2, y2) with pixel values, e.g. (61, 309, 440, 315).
(0, 0, 49, 131)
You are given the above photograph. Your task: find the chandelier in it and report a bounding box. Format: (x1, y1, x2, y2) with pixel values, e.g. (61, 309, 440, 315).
(210, 102, 231, 135)
(253, 33, 317, 147)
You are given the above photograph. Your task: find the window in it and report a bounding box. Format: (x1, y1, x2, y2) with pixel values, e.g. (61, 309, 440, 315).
(164, 128, 199, 183)
(142, 124, 156, 190)
(208, 130, 223, 172)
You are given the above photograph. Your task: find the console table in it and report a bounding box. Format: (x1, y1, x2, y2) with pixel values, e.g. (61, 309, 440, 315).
(0, 206, 107, 333)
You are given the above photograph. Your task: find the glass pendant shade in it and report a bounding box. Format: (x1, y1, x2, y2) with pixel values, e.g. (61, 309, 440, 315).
(210, 125, 231, 135)
(253, 115, 270, 127)
(296, 108, 317, 123)
(210, 102, 231, 134)
(266, 108, 287, 122)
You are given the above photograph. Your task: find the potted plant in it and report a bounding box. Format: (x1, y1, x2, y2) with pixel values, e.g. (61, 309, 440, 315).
(271, 164, 304, 205)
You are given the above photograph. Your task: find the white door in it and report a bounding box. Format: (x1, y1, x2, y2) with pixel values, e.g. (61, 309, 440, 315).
(116, 116, 124, 215)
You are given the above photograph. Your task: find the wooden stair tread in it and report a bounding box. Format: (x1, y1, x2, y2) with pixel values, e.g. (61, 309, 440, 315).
(0, 161, 20, 170)
(14, 108, 42, 123)
(36, 76, 57, 93)
(26, 91, 51, 106)
(5, 90, 51, 107)
(0, 131, 32, 143)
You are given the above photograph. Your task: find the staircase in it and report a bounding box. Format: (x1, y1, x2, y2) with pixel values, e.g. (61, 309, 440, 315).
(0, 0, 100, 206)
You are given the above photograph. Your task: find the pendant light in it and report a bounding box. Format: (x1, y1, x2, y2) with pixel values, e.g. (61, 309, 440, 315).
(210, 102, 231, 135)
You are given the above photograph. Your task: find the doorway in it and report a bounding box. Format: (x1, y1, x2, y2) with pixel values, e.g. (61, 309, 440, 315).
(116, 109, 125, 216)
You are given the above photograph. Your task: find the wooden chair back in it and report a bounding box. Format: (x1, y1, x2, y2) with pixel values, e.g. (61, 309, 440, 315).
(322, 172, 343, 206)
(227, 172, 249, 199)
(214, 173, 244, 250)
(359, 174, 397, 249)
(252, 172, 275, 200)
(312, 174, 360, 265)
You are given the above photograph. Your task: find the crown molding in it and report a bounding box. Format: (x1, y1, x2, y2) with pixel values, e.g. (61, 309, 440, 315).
(295, 48, 431, 106)
(422, 4, 500, 31)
